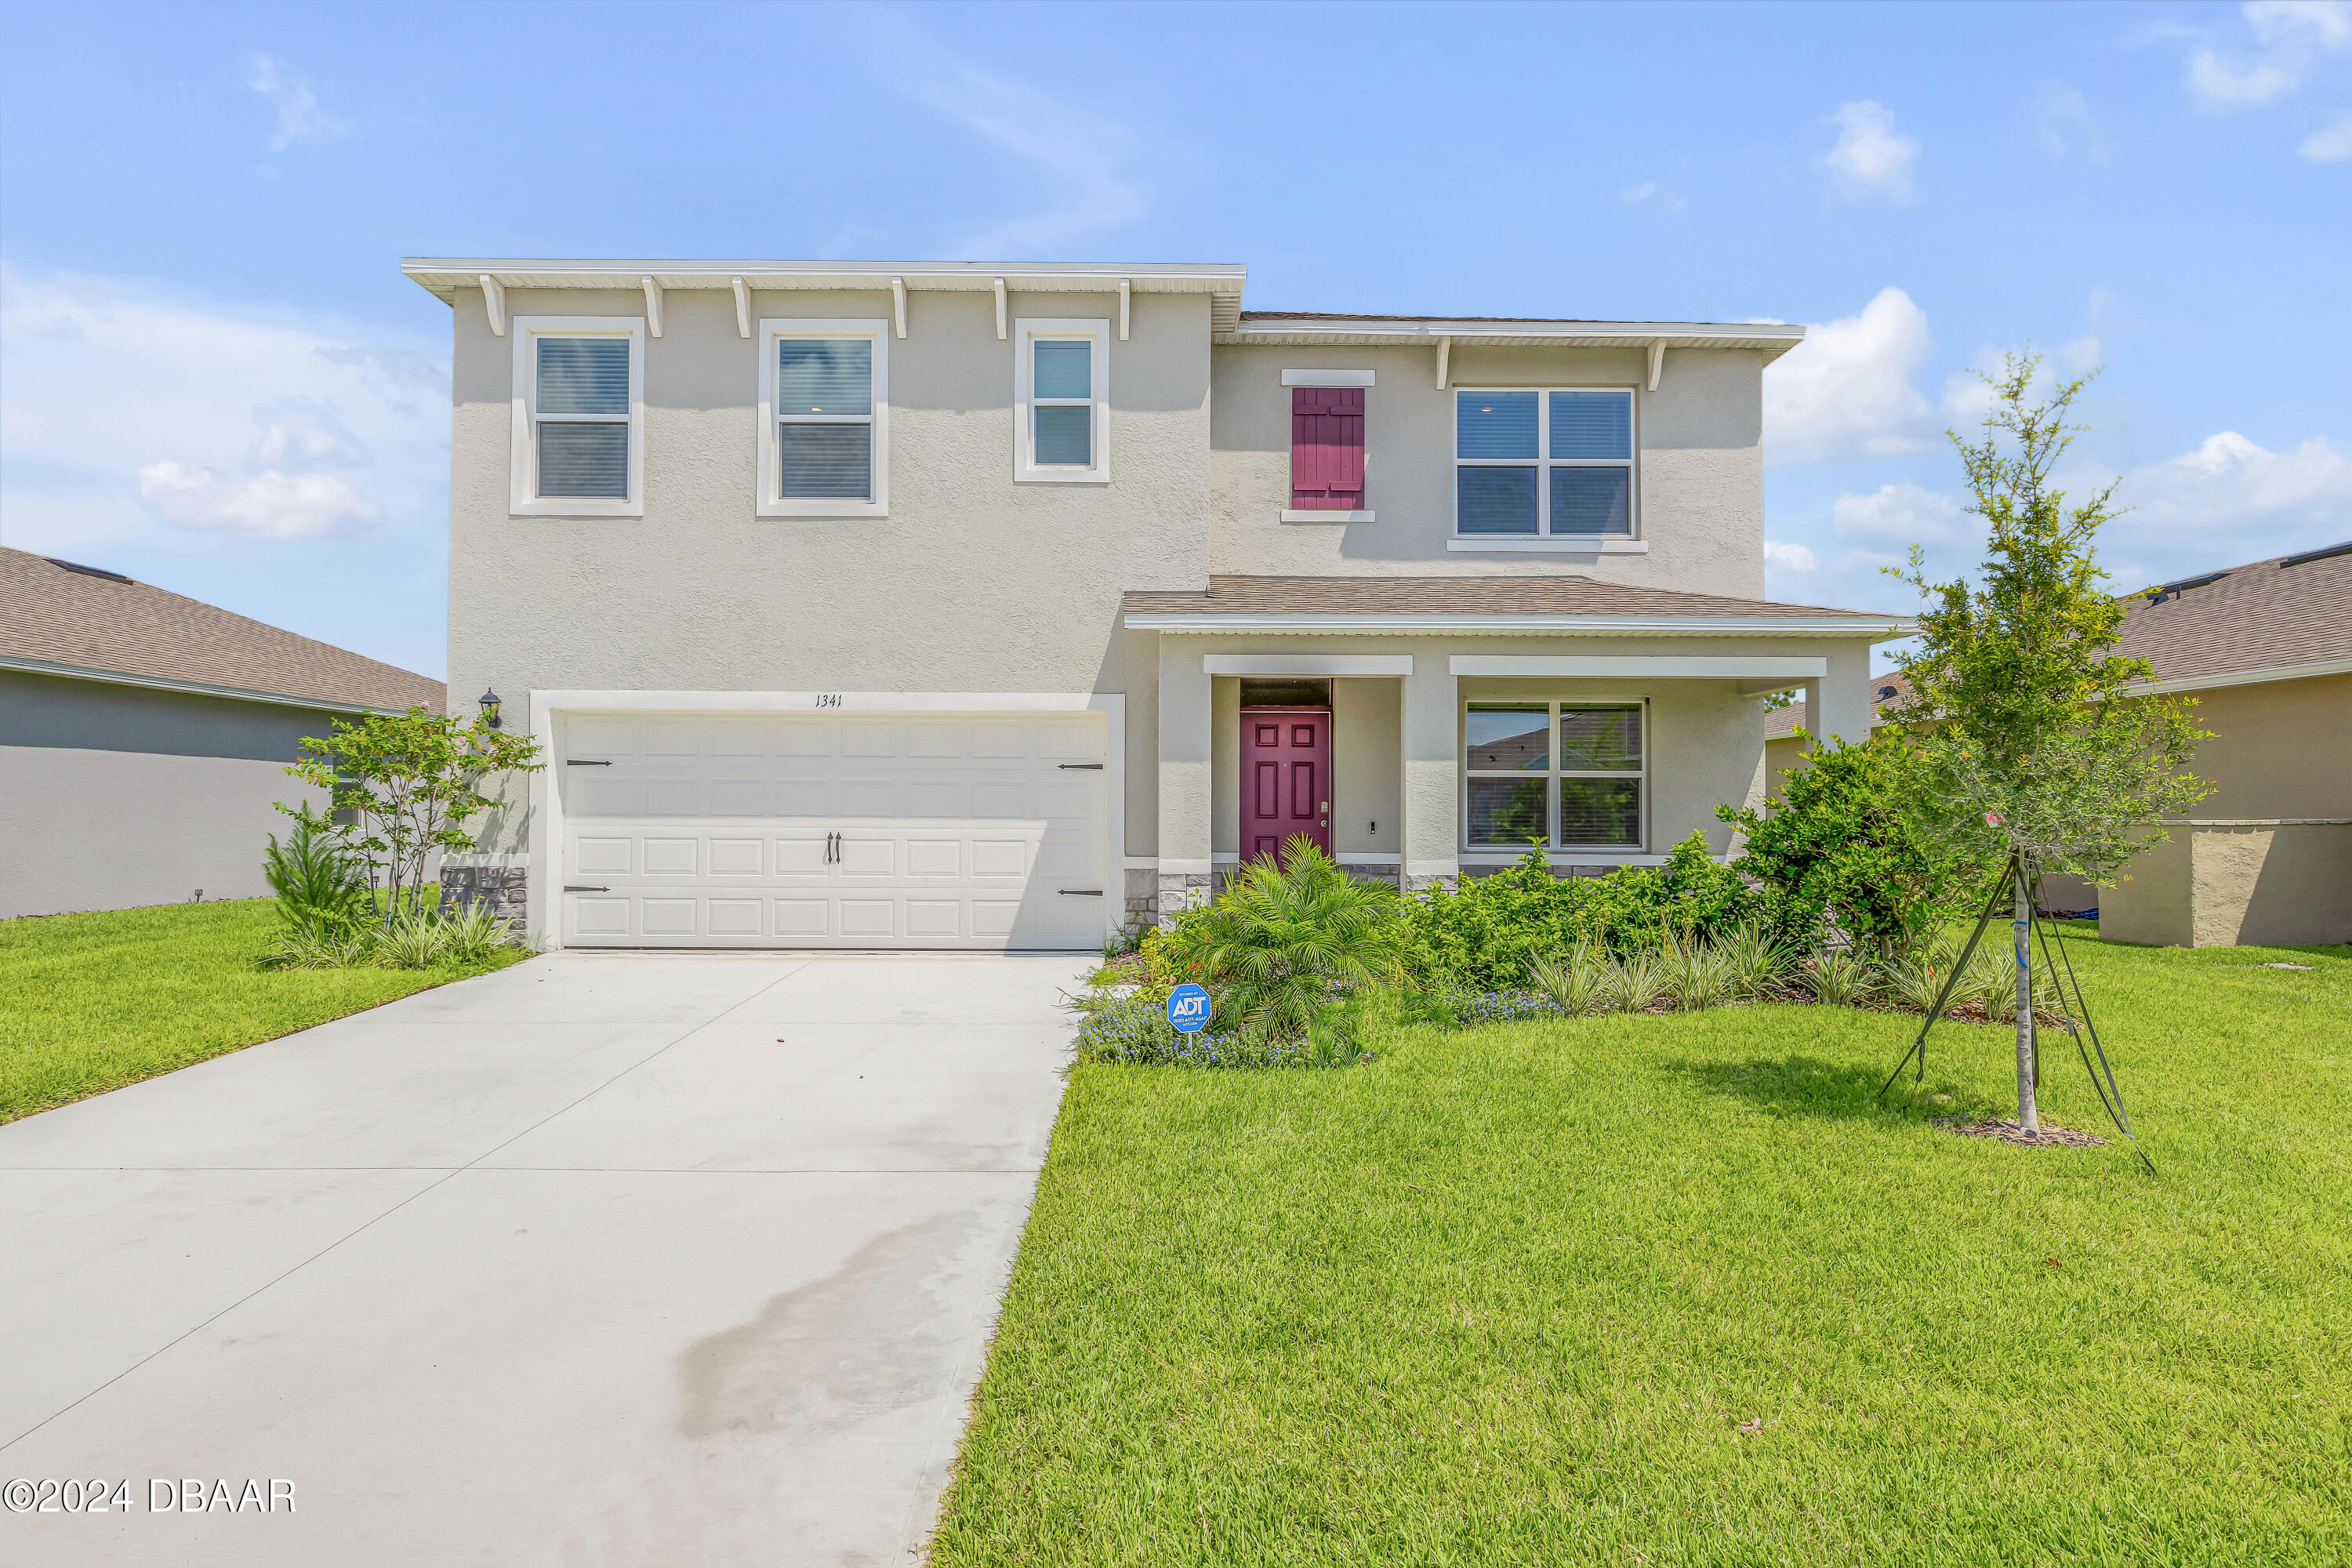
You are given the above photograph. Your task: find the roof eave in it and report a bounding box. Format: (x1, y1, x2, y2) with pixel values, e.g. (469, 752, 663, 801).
(0, 653, 431, 716)
(1121, 613, 1915, 638)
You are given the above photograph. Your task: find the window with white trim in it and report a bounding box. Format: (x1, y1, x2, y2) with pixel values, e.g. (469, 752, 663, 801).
(1014, 318, 1109, 483)
(1454, 387, 1635, 539)
(758, 318, 888, 517)
(510, 317, 644, 517)
(1463, 700, 1646, 850)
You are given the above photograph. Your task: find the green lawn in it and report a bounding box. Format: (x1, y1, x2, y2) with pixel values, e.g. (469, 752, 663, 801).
(0, 898, 530, 1123)
(934, 929, 2352, 1566)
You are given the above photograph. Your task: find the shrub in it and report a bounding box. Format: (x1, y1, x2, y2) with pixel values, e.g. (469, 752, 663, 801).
(1526, 942, 1611, 1015)
(1404, 833, 1762, 987)
(1717, 923, 1797, 1000)
(1799, 948, 1878, 1007)
(1659, 936, 1736, 1011)
(258, 922, 376, 971)
(262, 804, 372, 937)
(1606, 951, 1669, 1013)
(1720, 731, 1973, 958)
(1067, 989, 1325, 1069)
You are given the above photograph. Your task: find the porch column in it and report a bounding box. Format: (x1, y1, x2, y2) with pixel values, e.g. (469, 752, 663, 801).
(1156, 635, 1213, 924)
(1816, 642, 1876, 745)
(1400, 654, 1458, 893)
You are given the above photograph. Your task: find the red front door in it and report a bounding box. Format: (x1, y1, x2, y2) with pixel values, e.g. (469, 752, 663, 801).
(1242, 708, 1332, 866)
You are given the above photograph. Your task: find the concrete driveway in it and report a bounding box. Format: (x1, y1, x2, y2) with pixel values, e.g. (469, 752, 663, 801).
(0, 951, 1087, 1566)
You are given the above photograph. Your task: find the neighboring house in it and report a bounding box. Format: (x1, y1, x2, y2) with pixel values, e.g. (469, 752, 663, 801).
(1761, 544, 2352, 946)
(0, 548, 444, 919)
(405, 257, 1911, 952)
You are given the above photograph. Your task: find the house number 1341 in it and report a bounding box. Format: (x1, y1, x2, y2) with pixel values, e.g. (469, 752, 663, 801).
(814, 694, 843, 708)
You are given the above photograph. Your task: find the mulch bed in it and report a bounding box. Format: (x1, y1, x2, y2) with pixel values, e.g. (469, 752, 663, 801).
(1931, 1116, 2107, 1149)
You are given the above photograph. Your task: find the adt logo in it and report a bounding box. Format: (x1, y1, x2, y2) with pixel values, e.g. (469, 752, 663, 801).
(1166, 982, 1210, 1034)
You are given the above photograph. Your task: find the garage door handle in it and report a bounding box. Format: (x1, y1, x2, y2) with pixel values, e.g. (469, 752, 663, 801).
(1058, 888, 1104, 896)
(565, 885, 608, 892)
(565, 760, 612, 767)
(1058, 763, 1104, 770)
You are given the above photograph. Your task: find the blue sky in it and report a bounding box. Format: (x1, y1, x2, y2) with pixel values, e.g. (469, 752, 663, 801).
(2, 0, 2346, 679)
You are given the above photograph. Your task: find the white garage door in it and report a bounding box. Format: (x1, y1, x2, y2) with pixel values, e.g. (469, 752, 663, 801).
(557, 711, 1109, 950)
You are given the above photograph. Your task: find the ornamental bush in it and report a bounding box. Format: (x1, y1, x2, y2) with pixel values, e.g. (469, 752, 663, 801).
(1719, 731, 1973, 958)
(1402, 833, 1762, 988)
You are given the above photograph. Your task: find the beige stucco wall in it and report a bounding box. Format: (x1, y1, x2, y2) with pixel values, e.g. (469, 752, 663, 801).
(2172, 673, 2352, 819)
(1208, 344, 1766, 599)
(2103, 822, 2352, 947)
(445, 285, 1212, 860)
(2, 671, 334, 918)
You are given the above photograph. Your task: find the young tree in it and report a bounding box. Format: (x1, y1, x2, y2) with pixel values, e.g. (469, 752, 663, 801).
(281, 707, 544, 924)
(1887, 351, 2209, 1129)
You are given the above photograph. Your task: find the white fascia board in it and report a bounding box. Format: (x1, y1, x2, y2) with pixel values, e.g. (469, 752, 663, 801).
(1203, 654, 1414, 676)
(2119, 656, 2352, 697)
(1279, 368, 1375, 387)
(1450, 655, 1830, 678)
(1124, 613, 1917, 638)
(405, 258, 1245, 298)
(0, 654, 419, 716)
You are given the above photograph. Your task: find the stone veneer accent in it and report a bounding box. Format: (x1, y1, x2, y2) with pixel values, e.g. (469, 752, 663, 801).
(1155, 870, 1211, 929)
(441, 855, 528, 928)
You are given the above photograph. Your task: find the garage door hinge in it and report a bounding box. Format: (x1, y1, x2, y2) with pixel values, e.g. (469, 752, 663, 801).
(1058, 762, 1104, 770)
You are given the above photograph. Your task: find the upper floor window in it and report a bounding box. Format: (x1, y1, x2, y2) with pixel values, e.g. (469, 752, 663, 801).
(510, 317, 644, 517)
(1463, 699, 1646, 851)
(758, 319, 889, 517)
(1454, 387, 1635, 539)
(1014, 319, 1109, 483)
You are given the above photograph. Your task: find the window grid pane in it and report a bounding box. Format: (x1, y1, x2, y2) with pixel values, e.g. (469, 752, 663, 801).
(1033, 339, 1092, 401)
(777, 339, 872, 416)
(778, 423, 872, 500)
(1551, 468, 1632, 535)
(1456, 391, 1538, 459)
(1457, 466, 1538, 534)
(536, 338, 629, 416)
(1548, 390, 1632, 460)
(1559, 779, 1642, 845)
(1468, 778, 1549, 847)
(536, 423, 627, 499)
(1466, 705, 1549, 770)
(1035, 405, 1091, 466)
(1558, 706, 1642, 771)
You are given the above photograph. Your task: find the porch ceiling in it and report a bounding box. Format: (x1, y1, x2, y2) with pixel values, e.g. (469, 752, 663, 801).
(1122, 575, 1915, 639)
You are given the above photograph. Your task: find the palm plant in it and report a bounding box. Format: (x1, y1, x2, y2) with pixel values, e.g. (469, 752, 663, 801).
(1189, 837, 1404, 1040)
(262, 803, 373, 937)
(1526, 942, 1611, 1015)
(1800, 947, 1878, 1007)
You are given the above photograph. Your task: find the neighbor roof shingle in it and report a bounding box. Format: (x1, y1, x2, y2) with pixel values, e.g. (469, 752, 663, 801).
(1122, 575, 1907, 622)
(0, 547, 444, 713)
(2114, 544, 2352, 683)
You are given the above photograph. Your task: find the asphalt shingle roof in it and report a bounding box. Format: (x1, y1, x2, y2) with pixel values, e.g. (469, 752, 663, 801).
(0, 546, 444, 713)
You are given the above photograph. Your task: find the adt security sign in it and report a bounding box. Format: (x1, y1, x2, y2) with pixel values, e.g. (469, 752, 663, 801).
(1166, 982, 1211, 1034)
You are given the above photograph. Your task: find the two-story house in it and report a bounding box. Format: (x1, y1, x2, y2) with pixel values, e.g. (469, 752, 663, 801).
(405, 258, 1910, 951)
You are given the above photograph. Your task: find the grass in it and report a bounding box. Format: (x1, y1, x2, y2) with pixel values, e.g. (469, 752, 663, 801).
(1, 898, 531, 1123)
(932, 927, 2352, 1566)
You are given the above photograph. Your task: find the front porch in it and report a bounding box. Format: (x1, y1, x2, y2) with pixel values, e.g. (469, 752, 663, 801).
(1122, 577, 1907, 925)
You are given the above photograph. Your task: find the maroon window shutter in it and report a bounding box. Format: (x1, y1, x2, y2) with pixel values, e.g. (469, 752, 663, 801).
(1290, 387, 1365, 510)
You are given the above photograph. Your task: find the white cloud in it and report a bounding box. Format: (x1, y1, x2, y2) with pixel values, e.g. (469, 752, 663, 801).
(2183, 1, 2350, 113)
(1832, 482, 1976, 547)
(0, 264, 447, 554)
(1820, 100, 1919, 203)
(1762, 286, 1936, 465)
(1621, 180, 1688, 211)
(2037, 83, 2114, 162)
(1761, 540, 1818, 572)
(243, 54, 353, 153)
(136, 463, 378, 539)
(2115, 431, 2352, 549)
(897, 45, 1159, 254)
(2302, 109, 2352, 157)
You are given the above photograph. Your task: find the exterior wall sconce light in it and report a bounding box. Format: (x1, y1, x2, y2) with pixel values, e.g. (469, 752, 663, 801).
(478, 688, 504, 729)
